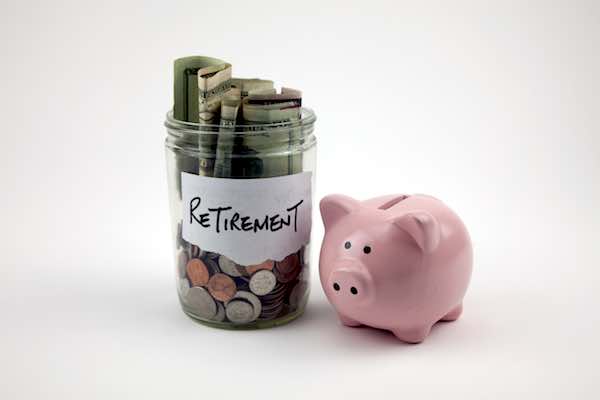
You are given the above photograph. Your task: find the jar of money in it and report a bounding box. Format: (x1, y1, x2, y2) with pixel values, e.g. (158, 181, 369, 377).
(165, 57, 316, 328)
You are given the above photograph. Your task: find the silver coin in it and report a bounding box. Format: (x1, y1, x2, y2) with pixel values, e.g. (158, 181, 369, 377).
(218, 255, 242, 277)
(249, 270, 277, 296)
(225, 299, 255, 324)
(184, 286, 217, 319)
(178, 277, 190, 297)
(230, 290, 261, 321)
(177, 249, 189, 279)
(212, 301, 226, 322)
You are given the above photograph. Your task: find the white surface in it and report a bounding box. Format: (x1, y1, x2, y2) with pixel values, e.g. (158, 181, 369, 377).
(1, 1, 599, 399)
(181, 171, 312, 265)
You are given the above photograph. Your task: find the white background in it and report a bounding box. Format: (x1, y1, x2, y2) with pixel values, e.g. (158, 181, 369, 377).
(1, 1, 599, 399)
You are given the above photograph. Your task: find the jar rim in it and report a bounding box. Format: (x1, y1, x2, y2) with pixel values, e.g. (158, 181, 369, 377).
(165, 107, 316, 134)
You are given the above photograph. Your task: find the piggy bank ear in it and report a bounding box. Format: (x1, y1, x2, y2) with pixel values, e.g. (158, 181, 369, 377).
(390, 211, 440, 253)
(320, 194, 360, 230)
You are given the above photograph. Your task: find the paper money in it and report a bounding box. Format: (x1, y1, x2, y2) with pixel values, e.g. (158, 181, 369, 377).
(171, 57, 311, 325)
(214, 91, 241, 178)
(239, 88, 303, 178)
(173, 56, 228, 123)
(231, 78, 274, 97)
(197, 63, 232, 124)
(197, 63, 233, 177)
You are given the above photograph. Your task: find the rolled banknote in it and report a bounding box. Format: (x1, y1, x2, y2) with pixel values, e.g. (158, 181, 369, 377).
(173, 56, 228, 123)
(214, 89, 242, 178)
(197, 63, 233, 176)
(231, 78, 274, 98)
(198, 63, 232, 124)
(241, 88, 303, 177)
(172, 56, 228, 198)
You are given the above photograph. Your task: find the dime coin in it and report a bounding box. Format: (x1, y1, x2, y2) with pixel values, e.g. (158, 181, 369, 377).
(207, 273, 237, 302)
(225, 299, 255, 324)
(249, 270, 277, 296)
(185, 286, 217, 318)
(246, 260, 275, 275)
(230, 291, 261, 321)
(218, 255, 242, 277)
(186, 258, 210, 286)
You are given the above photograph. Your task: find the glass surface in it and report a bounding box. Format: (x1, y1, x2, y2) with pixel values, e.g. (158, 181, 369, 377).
(165, 108, 316, 329)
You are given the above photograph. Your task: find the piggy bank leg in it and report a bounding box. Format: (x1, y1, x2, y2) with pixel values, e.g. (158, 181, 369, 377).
(391, 325, 432, 344)
(338, 313, 362, 327)
(440, 303, 463, 322)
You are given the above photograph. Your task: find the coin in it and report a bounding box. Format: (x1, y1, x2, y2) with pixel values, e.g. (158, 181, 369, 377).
(235, 264, 250, 277)
(230, 291, 261, 321)
(202, 257, 221, 276)
(204, 251, 220, 259)
(190, 244, 202, 259)
(207, 273, 237, 302)
(246, 260, 275, 275)
(212, 301, 226, 322)
(186, 258, 210, 286)
(225, 299, 255, 324)
(276, 253, 299, 274)
(218, 255, 242, 277)
(249, 270, 277, 296)
(185, 286, 217, 318)
(177, 249, 189, 279)
(178, 277, 190, 297)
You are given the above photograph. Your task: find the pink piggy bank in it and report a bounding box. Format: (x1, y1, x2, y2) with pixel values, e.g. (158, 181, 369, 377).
(319, 194, 472, 343)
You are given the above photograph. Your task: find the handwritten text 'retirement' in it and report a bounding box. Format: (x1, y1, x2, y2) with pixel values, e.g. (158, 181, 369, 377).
(189, 197, 304, 234)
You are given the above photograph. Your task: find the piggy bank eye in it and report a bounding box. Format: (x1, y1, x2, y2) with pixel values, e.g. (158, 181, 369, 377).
(363, 245, 371, 254)
(344, 241, 351, 249)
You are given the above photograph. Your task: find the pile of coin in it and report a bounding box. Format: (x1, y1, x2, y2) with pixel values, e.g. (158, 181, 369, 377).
(176, 236, 308, 325)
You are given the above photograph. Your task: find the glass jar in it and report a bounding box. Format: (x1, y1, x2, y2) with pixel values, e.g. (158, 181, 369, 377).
(165, 109, 317, 329)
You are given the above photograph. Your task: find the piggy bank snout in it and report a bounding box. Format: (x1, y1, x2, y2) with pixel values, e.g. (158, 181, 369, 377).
(327, 264, 373, 303)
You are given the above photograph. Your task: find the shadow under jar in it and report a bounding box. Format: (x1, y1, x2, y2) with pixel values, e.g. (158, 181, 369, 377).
(165, 108, 317, 329)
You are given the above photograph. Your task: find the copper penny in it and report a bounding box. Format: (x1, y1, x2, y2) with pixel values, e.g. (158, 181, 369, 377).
(186, 258, 210, 287)
(246, 260, 275, 275)
(207, 273, 237, 302)
(276, 253, 299, 274)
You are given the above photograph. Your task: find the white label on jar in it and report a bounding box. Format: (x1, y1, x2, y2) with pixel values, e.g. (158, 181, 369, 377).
(181, 172, 312, 266)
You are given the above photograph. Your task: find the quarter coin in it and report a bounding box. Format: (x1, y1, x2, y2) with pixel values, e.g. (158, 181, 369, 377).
(218, 255, 242, 277)
(185, 286, 217, 318)
(230, 291, 261, 321)
(249, 270, 277, 296)
(225, 299, 255, 324)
